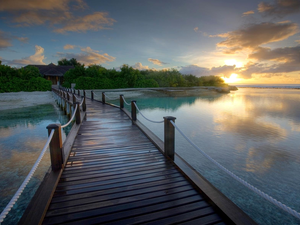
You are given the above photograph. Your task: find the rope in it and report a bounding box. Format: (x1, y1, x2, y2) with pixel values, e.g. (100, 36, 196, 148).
(79, 97, 84, 107)
(134, 102, 164, 123)
(103, 93, 113, 100)
(170, 121, 300, 220)
(122, 96, 131, 106)
(0, 129, 55, 223)
(61, 104, 78, 128)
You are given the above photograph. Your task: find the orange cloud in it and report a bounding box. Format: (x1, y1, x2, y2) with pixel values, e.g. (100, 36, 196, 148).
(57, 46, 115, 65)
(148, 58, 168, 66)
(0, 0, 86, 11)
(54, 12, 116, 33)
(243, 10, 255, 16)
(1, 0, 114, 34)
(10, 45, 46, 65)
(63, 44, 76, 50)
(212, 22, 298, 54)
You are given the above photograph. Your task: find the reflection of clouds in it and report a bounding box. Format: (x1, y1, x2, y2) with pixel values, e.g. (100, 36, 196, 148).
(242, 92, 300, 123)
(289, 121, 300, 132)
(0, 149, 50, 198)
(215, 113, 287, 141)
(0, 128, 13, 138)
(245, 146, 290, 173)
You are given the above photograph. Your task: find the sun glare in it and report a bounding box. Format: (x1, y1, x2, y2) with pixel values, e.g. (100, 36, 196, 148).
(224, 59, 243, 68)
(222, 73, 241, 83)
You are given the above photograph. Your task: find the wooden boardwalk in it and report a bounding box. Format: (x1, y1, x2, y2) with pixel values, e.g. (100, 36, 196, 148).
(41, 98, 231, 224)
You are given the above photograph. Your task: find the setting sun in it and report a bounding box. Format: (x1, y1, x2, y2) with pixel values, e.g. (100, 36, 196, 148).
(222, 73, 241, 83)
(224, 59, 243, 68)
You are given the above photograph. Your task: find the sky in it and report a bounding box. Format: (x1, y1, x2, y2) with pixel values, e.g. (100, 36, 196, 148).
(0, 0, 300, 84)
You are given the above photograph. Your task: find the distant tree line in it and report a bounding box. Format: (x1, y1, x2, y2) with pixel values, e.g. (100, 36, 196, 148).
(0, 64, 51, 93)
(58, 58, 226, 89)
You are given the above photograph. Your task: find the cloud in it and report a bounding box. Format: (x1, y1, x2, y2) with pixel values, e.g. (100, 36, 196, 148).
(64, 44, 76, 50)
(212, 22, 298, 54)
(296, 40, 300, 44)
(0, 31, 13, 49)
(180, 64, 236, 77)
(12, 11, 72, 26)
(243, 10, 255, 16)
(5, 45, 46, 65)
(132, 62, 150, 70)
(54, 12, 116, 33)
(148, 58, 168, 66)
(0, 30, 28, 49)
(194, 27, 199, 32)
(248, 46, 300, 73)
(57, 46, 115, 65)
(1, 0, 115, 33)
(258, 0, 300, 17)
(17, 37, 29, 43)
(0, 0, 86, 11)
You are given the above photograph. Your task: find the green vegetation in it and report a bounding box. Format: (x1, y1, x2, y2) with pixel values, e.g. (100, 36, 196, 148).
(62, 63, 226, 89)
(0, 65, 51, 93)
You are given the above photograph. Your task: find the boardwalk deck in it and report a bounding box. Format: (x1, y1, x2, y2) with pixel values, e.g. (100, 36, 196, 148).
(41, 98, 231, 225)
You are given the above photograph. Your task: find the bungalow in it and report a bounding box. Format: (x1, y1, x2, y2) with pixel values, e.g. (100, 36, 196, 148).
(29, 63, 74, 85)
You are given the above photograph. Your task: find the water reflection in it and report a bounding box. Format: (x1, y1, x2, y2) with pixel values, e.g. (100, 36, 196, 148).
(135, 88, 300, 225)
(215, 112, 287, 141)
(0, 100, 69, 224)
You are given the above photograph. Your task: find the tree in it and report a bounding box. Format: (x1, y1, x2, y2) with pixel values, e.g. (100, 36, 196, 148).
(58, 58, 82, 67)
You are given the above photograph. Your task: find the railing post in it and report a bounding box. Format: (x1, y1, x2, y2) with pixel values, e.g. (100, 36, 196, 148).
(131, 100, 136, 124)
(46, 124, 63, 170)
(164, 116, 176, 160)
(63, 100, 67, 115)
(83, 96, 86, 112)
(78, 90, 80, 95)
(75, 102, 81, 124)
(120, 94, 124, 109)
(68, 102, 72, 119)
(72, 94, 76, 105)
(91, 91, 94, 100)
(102, 92, 105, 104)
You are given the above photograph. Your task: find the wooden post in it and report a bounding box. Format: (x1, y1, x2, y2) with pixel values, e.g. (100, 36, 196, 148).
(82, 96, 86, 112)
(131, 100, 136, 124)
(63, 100, 67, 115)
(72, 94, 76, 105)
(83, 90, 86, 98)
(46, 124, 63, 170)
(120, 94, 124, 109)
(68, 102, 72, 119)
(102, 92, 105, 104)
(78, 90, 80, 95)
(75, 102, 81, 124)
(164, 116, 176, 160)
(91, 91, 94, 100)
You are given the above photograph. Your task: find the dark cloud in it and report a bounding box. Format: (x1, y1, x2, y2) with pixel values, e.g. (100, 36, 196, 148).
(212, 22, 298, 54)
(0, 30, 28, 50)
(248, 46, 300, 73)
(258, 0, 300, 17)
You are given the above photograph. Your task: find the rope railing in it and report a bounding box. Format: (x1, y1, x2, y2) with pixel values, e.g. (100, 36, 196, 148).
(133, 102, 164, 123)
(169, 120, 300, 220)
(0, 129, 55, 223)
(61, 104, 78, 128)
(79, 97, 84, 107)
(103, 93, 113, 100)
(122, 95, 131, 106)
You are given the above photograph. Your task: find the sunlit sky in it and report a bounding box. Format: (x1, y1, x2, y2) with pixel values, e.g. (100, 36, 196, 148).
(1, 0, 300, 84)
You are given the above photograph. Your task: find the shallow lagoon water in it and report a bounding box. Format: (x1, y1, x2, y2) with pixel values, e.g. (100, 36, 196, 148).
(0, 92, 69, 224)
(103, 88, 300, 225)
